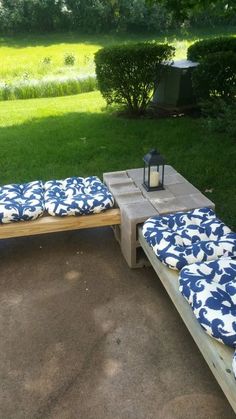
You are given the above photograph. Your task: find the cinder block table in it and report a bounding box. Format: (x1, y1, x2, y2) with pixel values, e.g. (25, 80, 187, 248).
(103, 166, 214, 268)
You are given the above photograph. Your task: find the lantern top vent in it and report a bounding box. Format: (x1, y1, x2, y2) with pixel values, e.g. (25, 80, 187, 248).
(143, 149, 165, 166)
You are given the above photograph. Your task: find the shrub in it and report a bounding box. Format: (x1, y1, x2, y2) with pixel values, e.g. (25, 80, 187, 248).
(95, 42, 175, 115)
(187, 36, 236, 61)
(192, 51, 236, 100)
(201, 98, 236, 140)
(64, 53, 76, 66)
(42, 56, 52, 65)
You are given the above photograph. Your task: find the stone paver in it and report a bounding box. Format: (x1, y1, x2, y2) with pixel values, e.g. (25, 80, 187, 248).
(103, 171, 129, 187)
(151, 196, 188, 214)
(167, 180, 200, 196)
(114, 191, 145, 207)
(108, 181, 139, 196)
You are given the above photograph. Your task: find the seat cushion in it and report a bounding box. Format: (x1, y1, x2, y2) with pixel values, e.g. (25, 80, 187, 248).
(44, 176, 114, 216)
(0, 181, 44, 223)
(142, 207, 236, 270)
(179, 258, 236, 347)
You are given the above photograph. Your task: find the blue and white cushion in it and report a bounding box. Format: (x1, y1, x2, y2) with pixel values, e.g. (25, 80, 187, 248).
(179, 258, 236, 377)
(44, 176, 114, 217)
(179, 258, 236, 346)
(143, 207, 236, 270)
(0, 181, 44, 223)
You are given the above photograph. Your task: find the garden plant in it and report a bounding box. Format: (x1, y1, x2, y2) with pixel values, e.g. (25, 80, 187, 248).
(95, 42, 175, 115)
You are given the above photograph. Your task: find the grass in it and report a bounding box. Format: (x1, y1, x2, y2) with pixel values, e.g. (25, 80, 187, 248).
(0, 75, 97, 101)
(1, 27, 235, 83)
(0, 91, 235, 229)
(0, 27, 235, 101)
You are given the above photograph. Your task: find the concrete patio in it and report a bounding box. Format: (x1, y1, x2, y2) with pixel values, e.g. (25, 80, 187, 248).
(0, 227, 235, 419)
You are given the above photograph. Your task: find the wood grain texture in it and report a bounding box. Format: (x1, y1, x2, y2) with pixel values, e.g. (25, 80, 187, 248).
(0, 209, 121, 239)
(138, 227, 236, 414)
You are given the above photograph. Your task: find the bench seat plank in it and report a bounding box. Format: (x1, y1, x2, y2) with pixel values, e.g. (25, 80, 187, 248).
(138, 226, 236, 414)
(0, 209, 121, 239)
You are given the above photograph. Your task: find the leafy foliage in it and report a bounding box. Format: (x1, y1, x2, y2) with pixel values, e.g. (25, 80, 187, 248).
(0, 0, 68, 32)
(146, 0, 236, 22)
(0, 0, 175, 33)
(187, 36, 236, 61)
(201, 98, 236, 140)
(64, 52, 76, 66)
(192, 51, 236, 100)
(95, 42, 175, 115)
(189, 36, 236, 138)
(0, 0, 235, 33)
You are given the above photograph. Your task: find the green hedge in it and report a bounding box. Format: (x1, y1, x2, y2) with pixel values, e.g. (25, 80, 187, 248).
(95, 42, 175, 115)
(187, 36, 236, 61)
(201, 98, 236, 140)
(192, 51, 236, 100)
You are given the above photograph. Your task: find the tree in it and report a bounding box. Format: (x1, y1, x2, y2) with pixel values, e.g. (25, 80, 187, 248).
(146, 0, 236, 20)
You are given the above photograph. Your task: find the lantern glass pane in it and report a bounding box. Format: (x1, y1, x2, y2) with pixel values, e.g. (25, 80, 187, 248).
(144, 164, 148, 184)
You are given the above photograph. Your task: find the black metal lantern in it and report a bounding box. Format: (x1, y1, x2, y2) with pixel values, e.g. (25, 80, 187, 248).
(143, 149, 165, 191)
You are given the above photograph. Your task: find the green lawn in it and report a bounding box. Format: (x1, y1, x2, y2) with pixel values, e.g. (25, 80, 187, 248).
(0, 91, 235, 229)
(1, 28, 235, 82)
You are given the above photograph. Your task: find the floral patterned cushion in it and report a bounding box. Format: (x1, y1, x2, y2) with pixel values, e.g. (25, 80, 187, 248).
(0, 181, 44, 223)
(44, 176, 114, 216)
(142, 207, 236, 270)
(179, 258, 236, 377)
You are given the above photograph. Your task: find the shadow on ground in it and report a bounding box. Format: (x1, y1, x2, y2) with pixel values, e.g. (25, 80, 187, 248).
(0, 27, 235, 48)
(0, 227, 234, 418)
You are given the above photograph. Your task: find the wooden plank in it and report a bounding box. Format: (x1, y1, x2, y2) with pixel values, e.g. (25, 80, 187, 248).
(138, 227, 236, 414)
(0, 209, 121, 239)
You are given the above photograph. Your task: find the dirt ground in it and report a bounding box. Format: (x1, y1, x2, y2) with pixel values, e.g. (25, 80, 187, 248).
(0, 227, 234, 419)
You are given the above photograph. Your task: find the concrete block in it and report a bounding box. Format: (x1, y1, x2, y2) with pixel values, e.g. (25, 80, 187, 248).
(120, 201, 157, 268)
(180, 193, 215, 211)
(127, 168, 144, 190)
(151, 197, 188, 214)
(120, 200, 157, 225)
(103, 170, 128, 178)
(103, 171, 129, 187)
(167, 181, 199, 196)
(140, 185, 175, 200)
(165, 165, 178, 175)
(127, 168, 143, 181)
(120, 230, 137, 267)
(151, 193, 215, 215)
(120, 228, 150, 268)
(115, 191, 145, 207)
(109, 182, 139, 196)
(128, 166, 182, 191)
(164, 173, 186, 185)
(104, 166, 215, 269)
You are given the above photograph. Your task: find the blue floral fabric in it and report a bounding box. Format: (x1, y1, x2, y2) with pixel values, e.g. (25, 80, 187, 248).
(44, 176, 114, 216)
(179, 258, 236, 377)
(0, 181, 44, 223)
(142, 207, 236, 270)
(179, 258, 236, 346)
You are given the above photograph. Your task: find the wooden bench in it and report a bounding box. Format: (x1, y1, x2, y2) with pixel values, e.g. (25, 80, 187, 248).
(0, 209, 121, 239)
(138, 226, 236, 414)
